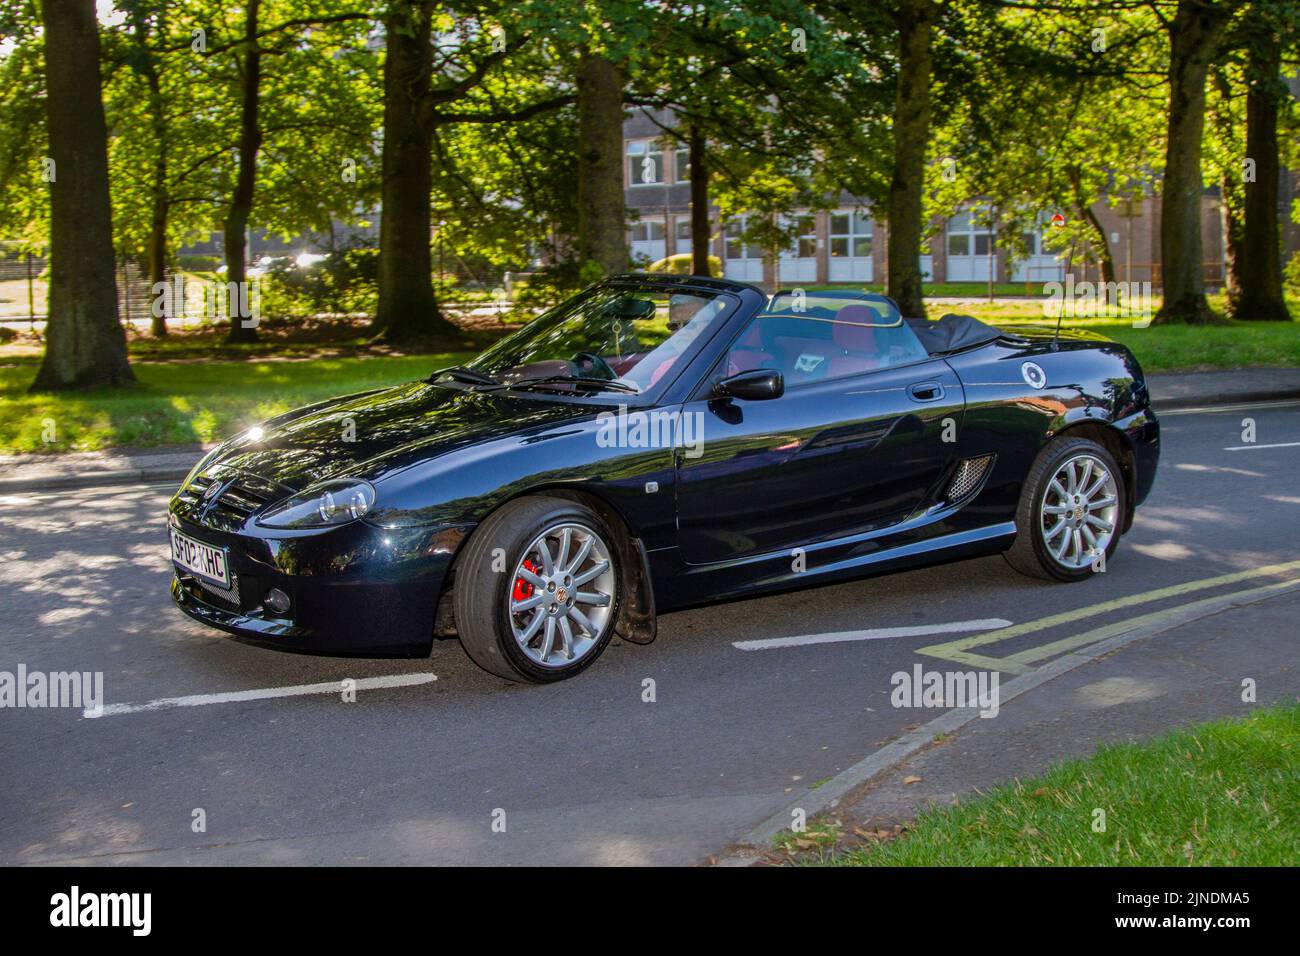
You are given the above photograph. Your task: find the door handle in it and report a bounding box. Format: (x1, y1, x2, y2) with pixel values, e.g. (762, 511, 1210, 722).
(908, 381, 944, 403)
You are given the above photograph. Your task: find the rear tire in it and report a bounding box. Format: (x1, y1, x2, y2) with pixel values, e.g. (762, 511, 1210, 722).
(454, 496, 621, 683)
(1003, 436, 1127, 582)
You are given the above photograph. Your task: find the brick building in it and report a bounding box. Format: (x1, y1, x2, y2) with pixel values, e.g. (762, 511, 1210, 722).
(623, 107, 1299, 290)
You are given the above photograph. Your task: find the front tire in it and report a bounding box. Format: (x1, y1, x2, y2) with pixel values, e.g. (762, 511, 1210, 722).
(1004, 436, 1127, 582)
(454, 496, 621, 683)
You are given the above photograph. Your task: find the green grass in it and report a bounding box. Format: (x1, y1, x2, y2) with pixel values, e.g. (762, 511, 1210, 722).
(826, 703, 1300, 866)
(788, 287, 1300, 372)
(949, 296, 1300, 373)
(3, 287, 1296, 455)
(0, 352, 473, 454)
(803, 281, 1037, 297)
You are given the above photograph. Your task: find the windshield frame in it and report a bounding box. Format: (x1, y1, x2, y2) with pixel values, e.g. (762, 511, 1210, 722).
(447, 276, 753, 405)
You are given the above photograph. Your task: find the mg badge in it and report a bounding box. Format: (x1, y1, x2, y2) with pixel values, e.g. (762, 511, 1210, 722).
(1021, 362, 1047, 389)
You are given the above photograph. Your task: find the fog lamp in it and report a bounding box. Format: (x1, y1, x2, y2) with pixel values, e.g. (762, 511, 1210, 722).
(264, 588, 291, 615)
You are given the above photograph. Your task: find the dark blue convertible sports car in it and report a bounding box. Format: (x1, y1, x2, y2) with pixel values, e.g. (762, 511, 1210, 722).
(168, 275, 1159, 682)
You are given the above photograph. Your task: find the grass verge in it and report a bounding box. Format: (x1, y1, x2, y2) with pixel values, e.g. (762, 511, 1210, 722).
(825, 703, 1300, 866)
(942, 294, 1300, 372)
(2, 290, 1296, 454)
(0, 352, 473, 454)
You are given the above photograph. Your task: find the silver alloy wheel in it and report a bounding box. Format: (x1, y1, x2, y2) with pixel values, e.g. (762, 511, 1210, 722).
(1040, 453, 1119, 570)
(508, 522, 616, 668)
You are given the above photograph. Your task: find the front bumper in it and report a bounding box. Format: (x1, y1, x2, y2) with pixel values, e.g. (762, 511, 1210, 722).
(168, 516, 471, 656)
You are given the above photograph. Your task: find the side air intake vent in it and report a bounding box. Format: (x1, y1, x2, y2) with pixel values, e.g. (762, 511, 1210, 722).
(946, 454, 994, 504)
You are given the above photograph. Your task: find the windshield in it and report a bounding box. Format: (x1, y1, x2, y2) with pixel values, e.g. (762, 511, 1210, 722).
(765, 291, 904, 326)
(455, 285, 734, 395)
(725, 291, 930, 383)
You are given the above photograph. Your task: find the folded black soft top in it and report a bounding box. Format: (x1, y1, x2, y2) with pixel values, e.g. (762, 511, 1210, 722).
(905, 313, 1003, 355)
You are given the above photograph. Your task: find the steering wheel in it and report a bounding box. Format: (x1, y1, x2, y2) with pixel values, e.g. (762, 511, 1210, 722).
(571, 351, 617, 380)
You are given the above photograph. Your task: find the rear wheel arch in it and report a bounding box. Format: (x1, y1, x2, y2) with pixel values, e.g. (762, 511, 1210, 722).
(1054, 421, 1137, 533)
(1005, 433, 1128, 581)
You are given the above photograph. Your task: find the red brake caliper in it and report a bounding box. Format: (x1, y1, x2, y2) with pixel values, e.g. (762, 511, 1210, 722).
(512, 558, 539, 606)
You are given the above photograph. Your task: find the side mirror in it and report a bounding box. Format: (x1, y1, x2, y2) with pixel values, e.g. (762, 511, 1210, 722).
(712, 368, 784, 401)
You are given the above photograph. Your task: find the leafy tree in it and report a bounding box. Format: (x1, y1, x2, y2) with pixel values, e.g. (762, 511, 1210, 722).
(104, 0, 231, 336)
(372, 1, 574, 342)
(619, 1, 885, 290)
(1152, 0, 1243, 325)
(0, 3, 50, 260)
(926, 1, 1165, 288)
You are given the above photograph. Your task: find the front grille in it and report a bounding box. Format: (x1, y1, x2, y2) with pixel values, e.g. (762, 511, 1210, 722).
(193, 571, 243, 613)
(175, 474, 215, 510)
(177, 470, 293, 531)
(182, 569, 270, 616)
(204, 475, 276, 530)
(946, 454, 994, 504)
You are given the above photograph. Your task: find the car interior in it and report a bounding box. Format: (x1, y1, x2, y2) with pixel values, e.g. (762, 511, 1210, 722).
(724, 302, 932, 385)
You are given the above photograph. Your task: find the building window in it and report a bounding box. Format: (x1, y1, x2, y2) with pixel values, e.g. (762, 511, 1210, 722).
(947, 209, 994, 257)
(724, 219, 759, 260)
(627, 140, 663, 186)
(629, 219, 666, 265)
(630, 220, 665, 243)
(675, 218, 693, 253)
(830, 211, 872, 259)
(723, 217, 763, 282)
(777, 214, 816, 258)
(675, 148, 690, 183)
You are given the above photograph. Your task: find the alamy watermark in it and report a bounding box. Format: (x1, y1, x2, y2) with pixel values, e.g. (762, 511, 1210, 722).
(890, 664, 1000, 718)
(50, 886, 151, 936)
(152, 273, 263, 328)
(1042, 275, 1153, 327)
(596, 404, 705, 459)
(1, 665, 103, 715)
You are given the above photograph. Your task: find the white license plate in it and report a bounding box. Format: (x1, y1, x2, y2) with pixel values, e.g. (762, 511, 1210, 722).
(170, 527, 230, 587)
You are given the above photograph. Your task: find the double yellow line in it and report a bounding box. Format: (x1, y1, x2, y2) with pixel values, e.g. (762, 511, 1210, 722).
(916, 559, 1300, 674)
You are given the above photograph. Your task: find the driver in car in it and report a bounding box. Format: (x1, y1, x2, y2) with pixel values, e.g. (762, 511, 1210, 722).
(634, 294, 725, 388)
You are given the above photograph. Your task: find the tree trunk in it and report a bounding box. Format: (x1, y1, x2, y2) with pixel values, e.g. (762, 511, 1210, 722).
(1221, 172, 1244, 300)
(148, 191, 170, 336)
(1210, 68, 1244, 303)
(1233, 34, 1292, 321)
(31, 0, 134, 391)
(1152, 0, 1229, 325)
(223, 0, 262, 343)
(1066, 166, 1116, 284)
(373, 0, 459, 342)
(689, 124, 711, 277)
(576, 50, 628, 276)
(135, 7, 170, 337)
(886, 0, 935, 319)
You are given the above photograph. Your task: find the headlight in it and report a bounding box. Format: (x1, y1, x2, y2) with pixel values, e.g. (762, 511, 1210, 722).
(256, 479, 376, 529)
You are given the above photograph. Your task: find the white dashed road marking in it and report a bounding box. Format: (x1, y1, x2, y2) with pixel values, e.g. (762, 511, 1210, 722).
(1162, 399, 1300, 416)
(732, 618, 1013, 651)
(85, 673, 438, 718)
(1223, 441, 1300, 452)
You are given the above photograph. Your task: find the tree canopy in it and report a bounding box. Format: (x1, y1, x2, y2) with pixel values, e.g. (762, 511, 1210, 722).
(1, 0, 1296, 387)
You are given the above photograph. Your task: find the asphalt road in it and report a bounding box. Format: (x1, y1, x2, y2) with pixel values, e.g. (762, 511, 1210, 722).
(2, 400, 1298, 865)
